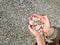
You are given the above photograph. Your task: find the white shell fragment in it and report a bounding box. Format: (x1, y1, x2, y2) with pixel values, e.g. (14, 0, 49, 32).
(35, 25, 42, 30)
(38, 29, 43, 32)
(32, 17, 40, 22)
(29, 20, 34, 25)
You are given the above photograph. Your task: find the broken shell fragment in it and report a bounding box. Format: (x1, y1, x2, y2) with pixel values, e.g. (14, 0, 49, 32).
(29, 21, 38, 25)
(35, 25, 42, 30)
(38, 29, 43, 32)
(32, 17, 40, 22)
(29, 20, 34, 25)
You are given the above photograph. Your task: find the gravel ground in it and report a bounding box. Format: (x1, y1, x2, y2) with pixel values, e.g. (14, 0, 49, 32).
(0, 0, 60, 45)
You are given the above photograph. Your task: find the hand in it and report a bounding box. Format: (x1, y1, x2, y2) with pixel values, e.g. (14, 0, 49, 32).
(28, 14, 52, 36)
(28, 25, 43, 37)
(28, 25, 45, 45)
(28, 14, 46, 45)
(40, 16, 51, 36)
(28, 14, 44, 37)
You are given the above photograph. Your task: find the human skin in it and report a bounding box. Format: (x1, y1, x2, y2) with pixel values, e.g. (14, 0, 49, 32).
(40, 15, 54, 36)
(28, 14, 54, 45)
(28, 25, 45, 45)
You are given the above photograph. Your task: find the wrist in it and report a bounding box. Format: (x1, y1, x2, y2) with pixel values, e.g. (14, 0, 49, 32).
(46, 27, 54, 36)
(35, 35, 40, 39)
(35, 36, 45, 45)
(49, 27, 54, 36)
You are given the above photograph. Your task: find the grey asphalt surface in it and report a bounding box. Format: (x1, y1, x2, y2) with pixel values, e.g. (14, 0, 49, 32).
(0, 0, 60, 45)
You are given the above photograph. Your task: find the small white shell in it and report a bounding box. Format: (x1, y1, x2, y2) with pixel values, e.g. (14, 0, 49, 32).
(38, 29, 43, 32)
(32, 17, 40, 21)
(29, 20, 34, 25)
(41, 25, 43, 27)
(35, 25, 41, 30)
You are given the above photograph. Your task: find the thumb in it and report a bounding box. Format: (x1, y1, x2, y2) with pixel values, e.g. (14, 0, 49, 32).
(28, 25, 37, 35)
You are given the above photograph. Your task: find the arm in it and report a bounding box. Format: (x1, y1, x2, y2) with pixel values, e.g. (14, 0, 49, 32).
(35, 36, 45, 45)
(47, 27, 58, 39)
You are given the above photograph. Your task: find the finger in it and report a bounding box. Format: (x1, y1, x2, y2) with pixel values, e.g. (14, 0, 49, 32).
(43, 16, 50, 26)
(39, 31, 44, 35)
(28, 16, 32, 20)
(43, 16, 49, 22)
(28, 25, 37, 34)
(40, 16, 50, 24)
(28, 14, 42, 21)
(28, 25, 33, 30)
(43, 27, 46, 32)
(40, 17, 46, 24)
(39, 29, 44, 35)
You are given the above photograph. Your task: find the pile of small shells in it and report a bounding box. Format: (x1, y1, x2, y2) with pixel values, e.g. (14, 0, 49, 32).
(29, 17, 43, 32)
